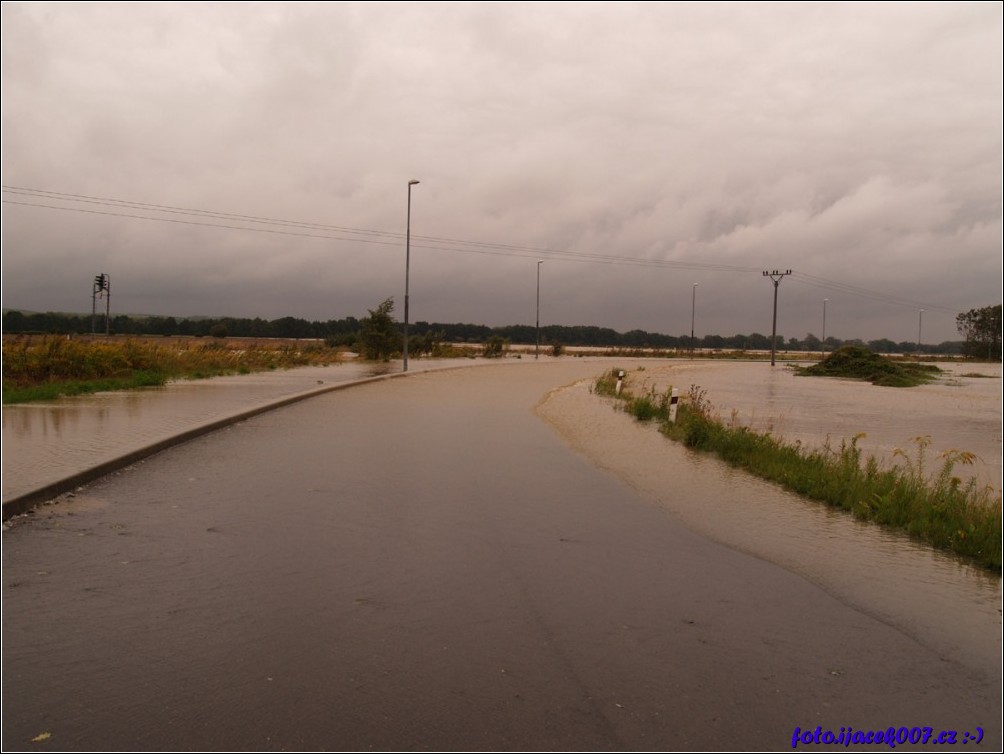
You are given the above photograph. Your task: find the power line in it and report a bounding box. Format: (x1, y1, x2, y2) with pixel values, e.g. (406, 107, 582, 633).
(1, 187, 760, 273)
(0, 185, 763, 270)
(2, 198, 406, 247)
(790, 272, 958, 315)
(1, 185, 968, 313)
(2, 196, 760, 272)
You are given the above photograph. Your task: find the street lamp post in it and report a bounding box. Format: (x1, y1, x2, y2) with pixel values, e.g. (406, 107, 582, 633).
(403, 179, 420, 372)
(822, 298, 828, 359)
(918, 309, 924, 356)
(690, 283, 697, 355)
(535, 260, 543, 359)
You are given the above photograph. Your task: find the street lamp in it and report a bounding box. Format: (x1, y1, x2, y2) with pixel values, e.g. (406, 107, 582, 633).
(822, 298, 828, 359)
(918, 309, 924, 356)
(536, 260, 543, 359)
(690, 283, 697, 355)
(403, 179, 420, 372)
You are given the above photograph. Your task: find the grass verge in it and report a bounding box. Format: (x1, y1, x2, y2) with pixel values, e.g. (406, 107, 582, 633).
(594, 368, 1002, 573)
(2, 336, 345, 404)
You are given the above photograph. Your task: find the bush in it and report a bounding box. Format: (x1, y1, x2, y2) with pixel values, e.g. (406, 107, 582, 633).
(483, 335, 509, 358)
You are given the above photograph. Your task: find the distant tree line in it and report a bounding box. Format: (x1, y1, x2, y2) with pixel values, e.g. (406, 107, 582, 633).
(0, 307, 977, 356)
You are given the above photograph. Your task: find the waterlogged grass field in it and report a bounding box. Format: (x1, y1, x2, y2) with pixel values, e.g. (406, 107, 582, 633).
(2, 335, 346, 404)
(594, 369, 1003, 573)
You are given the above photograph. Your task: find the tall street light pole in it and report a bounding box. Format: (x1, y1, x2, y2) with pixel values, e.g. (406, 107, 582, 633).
(918, 309, 924, 355)
(762, 269, 792, 367)
(536, 260, 543, 359)
(403, 179, 420, 372)
(822, 298, 828, 359)
(690, 283, 697, 355)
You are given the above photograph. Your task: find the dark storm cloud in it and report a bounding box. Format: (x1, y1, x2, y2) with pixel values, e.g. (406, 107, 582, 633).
(2, 1, 1000, 343)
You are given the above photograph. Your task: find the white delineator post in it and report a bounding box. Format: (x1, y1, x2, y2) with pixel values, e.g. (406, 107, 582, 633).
(668, 387, 680, 422)
(615, 370, 625, 396)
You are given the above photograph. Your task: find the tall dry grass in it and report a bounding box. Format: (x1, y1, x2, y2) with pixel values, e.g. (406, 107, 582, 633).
(2, 336, 344, 403)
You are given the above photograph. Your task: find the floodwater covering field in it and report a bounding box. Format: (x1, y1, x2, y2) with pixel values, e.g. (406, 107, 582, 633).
(609, 359, 1002, 494)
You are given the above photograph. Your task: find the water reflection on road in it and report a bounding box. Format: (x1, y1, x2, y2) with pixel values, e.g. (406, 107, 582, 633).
(1, 358, 476, 501)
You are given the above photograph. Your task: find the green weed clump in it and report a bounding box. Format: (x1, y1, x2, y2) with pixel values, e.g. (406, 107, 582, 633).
(797, 345, 941, 387)
(594, 370, 1002, 573)
(2, 336, 345, 404)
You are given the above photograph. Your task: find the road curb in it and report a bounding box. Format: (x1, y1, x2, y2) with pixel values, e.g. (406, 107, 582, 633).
(1, 370, 410, 522)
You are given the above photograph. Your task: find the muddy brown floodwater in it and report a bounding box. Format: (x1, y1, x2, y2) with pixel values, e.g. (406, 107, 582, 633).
(2, 359, 1000, 751)
(611, 359, 1002, 494)
(1, 358, 479, 503)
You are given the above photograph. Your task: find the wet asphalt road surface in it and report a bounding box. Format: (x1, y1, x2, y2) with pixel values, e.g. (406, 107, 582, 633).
(3, 363, 999, 751)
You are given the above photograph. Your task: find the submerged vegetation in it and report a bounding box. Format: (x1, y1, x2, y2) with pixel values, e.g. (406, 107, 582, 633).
(594, 368, 1002, 573)
(2, 336, 345, 404)
(796, 345, 941, 387)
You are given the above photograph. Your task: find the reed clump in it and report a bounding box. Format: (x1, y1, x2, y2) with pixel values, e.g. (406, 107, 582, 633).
(2, 336, 344, 404)
(594, 368, 1002, 573)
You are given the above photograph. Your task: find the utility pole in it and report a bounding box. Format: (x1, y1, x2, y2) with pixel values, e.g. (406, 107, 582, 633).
(762, 269, 791, 366)
(403, 179, 420, 372)
(822, 298, 828, 359)
(92, 276, 99, 334)
(104, 274, 111, 335)
(92, 273, 110, 335)
(535, 260, 543, 359)
(690, 283, 697, 355)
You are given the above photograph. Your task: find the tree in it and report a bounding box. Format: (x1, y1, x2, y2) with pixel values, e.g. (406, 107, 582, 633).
(868, 338, 897, 354)
(358, 298, 399, 361)
(802, 333, 822, 352)
(956, 305, 1002, 360)
(482, 334, 509, 358)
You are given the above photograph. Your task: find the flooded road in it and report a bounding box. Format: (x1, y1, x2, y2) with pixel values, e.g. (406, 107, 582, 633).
(4, 357, 997, 506)
(1, 358, 477, 504)
(2, 360, 999, 751)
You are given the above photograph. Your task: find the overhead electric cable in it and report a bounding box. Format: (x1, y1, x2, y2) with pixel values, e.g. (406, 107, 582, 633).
(1, 186, 760, 273)
(1, 185, 966, 313)
(790, 272, 958, 315)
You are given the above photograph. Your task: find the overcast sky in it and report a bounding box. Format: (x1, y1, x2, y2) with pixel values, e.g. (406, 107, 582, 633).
(2, 2, 1000, 344)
